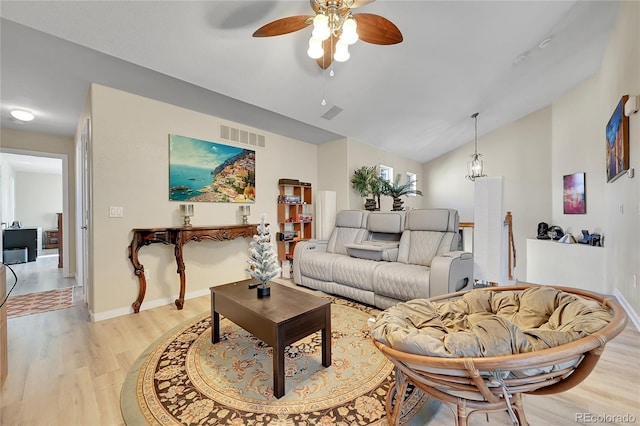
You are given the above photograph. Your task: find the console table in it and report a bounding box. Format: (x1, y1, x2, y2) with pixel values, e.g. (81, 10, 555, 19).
(128, 224, 257, 313)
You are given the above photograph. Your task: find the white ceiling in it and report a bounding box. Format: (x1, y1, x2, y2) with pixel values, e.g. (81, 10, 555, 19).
(0, 153, 62, 175)
(0, 1, 620, 163)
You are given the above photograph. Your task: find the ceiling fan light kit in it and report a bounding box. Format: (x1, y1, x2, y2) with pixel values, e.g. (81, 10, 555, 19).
(253, 0, 402, 69)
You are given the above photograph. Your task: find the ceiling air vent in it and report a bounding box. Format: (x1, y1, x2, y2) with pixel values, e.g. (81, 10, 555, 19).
(321, 105, 343, 120)
(220, 124, 266, 148)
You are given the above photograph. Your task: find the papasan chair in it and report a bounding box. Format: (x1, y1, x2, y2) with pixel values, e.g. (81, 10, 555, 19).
(371, 284, 627, 426)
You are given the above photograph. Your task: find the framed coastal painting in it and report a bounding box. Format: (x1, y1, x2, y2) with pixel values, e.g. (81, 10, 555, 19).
(606, 95, 629, 183)
(169, 134, 255, 202)
(563, 172, 586, 214)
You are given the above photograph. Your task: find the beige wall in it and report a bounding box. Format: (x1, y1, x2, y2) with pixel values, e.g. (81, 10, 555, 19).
(316, 138, 425, 213)
(346, 138, 424, 212)
(0, 128, 76, 273)
(424, 1, 640, 317)
(317, 138, 350, 211)
(552, 0, 639, 303)
(88, 84, 317, 317)
(598, 1, 639, 306)
(422, 107, 553, 280)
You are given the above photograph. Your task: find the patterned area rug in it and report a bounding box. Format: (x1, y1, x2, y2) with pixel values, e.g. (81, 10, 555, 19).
(121, 296, 440, 425)
(7, 286, 74, 318)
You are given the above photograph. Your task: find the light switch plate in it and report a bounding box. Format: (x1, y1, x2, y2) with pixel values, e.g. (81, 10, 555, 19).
(109, 206, 124, 218)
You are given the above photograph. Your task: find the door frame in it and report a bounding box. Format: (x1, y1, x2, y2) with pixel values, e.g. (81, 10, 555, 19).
(76, 118, 93, 311)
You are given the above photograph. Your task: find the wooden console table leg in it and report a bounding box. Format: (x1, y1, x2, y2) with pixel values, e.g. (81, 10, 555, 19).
(174, 241, 186, 310)
(128, 236, 147, 314)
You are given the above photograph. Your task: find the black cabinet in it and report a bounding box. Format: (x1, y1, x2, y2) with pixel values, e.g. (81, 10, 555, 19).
(3, 228, 38, 262)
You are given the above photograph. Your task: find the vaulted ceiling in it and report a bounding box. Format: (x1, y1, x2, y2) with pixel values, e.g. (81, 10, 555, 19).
(0, 1, 619, 163)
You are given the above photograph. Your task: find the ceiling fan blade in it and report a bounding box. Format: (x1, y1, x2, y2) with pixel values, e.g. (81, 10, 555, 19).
(253, 16, 313, 37)
(316, 36, 338, 69)
(353, 13, 403, 45)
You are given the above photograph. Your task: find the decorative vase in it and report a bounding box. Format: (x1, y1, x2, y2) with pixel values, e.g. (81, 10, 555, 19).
(392, 198, 404, 211)
(257, 284, 271, 298)
(364, 198, 377, 211)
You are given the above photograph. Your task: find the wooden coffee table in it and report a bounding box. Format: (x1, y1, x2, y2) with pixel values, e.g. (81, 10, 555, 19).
(210, 279, 331, 398)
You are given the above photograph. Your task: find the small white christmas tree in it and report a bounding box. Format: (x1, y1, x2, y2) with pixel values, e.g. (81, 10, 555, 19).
(246, 213, 281, 287)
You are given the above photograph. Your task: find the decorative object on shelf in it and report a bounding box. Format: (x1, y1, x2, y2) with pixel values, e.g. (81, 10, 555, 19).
(563, 172, 586, 214)
(246, 214, 281, 297)
(169, 134, 256, 203)
(536, 222, 550, 240)
(558, 234, 577, 244)
(351, 165, 383, 211)
(465, 112, 487, 181)
(381, 173, 423, 211)
(239, 205, 251, 224)
(548, 226, 564, 241)
(579, 230, 603, 247)
(179, 204, 194, 227)
(606, 95, 630, 183)
(253, 0, 402, 70)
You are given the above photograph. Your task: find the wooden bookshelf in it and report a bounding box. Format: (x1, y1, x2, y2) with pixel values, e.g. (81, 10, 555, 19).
(277, 183, 313, 273)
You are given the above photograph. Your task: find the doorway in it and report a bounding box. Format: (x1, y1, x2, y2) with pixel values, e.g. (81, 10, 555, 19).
(0, 150, 75, 299)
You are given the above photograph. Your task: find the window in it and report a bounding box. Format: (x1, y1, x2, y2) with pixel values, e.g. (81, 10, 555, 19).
(378, 164, 393, 183)
(406, 172, 417, 196)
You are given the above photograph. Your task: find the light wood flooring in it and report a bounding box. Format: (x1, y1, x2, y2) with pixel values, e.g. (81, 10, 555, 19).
(0, 261, 638, 425)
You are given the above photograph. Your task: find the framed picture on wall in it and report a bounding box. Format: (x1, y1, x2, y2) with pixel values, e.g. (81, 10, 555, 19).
(606, 95, 630, 183)
(169, 134, 256, 202)
(563, 172, 586, 214)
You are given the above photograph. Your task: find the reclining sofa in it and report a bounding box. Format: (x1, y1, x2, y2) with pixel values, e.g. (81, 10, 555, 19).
(293, 209, 473, 309)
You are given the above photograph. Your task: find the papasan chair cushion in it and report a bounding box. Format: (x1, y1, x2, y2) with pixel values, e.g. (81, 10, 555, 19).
(371, 286, 613, 359)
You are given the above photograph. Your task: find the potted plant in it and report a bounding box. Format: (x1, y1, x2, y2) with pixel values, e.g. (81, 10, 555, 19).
(351, 166, 380, 211)
(381, 174, 423, 211)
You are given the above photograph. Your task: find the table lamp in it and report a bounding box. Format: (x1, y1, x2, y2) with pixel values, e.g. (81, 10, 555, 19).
(180, 204, 194, 227)
(239, 205, 250, 224)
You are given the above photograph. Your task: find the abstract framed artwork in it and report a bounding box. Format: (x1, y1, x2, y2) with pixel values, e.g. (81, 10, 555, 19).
(606, 95, 629, 183)
(169, 134, 255, 202)
(563, 172, 586, 214)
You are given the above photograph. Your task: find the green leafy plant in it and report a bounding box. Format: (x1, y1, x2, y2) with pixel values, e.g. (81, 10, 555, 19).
(381, 174, 423, 211)
(351, 166, 383, 210)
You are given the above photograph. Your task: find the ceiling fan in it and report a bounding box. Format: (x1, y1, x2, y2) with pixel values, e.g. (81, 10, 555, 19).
(253, 0, 403, 69)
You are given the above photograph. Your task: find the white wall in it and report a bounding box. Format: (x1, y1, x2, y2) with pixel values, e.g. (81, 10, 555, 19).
(423, 107, 553, 280)
(0, 160, 16, 227)
(14, 172, 62, 229)
(89, 84, 318, 317)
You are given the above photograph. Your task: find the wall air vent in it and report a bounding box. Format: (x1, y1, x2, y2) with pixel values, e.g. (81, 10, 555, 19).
(219, 124, 266, 148)
(321, 105, 344, 120)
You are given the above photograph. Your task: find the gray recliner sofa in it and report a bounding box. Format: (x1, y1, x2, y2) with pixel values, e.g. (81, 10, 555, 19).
(293, 209, 473, 309)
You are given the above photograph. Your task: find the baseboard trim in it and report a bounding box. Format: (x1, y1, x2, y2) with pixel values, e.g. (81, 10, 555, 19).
(89, 287, 211, 322)
(613, 288, 640, 331)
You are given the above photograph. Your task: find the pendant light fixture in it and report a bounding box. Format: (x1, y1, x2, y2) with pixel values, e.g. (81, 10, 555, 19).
(466, 112, 486, 181)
